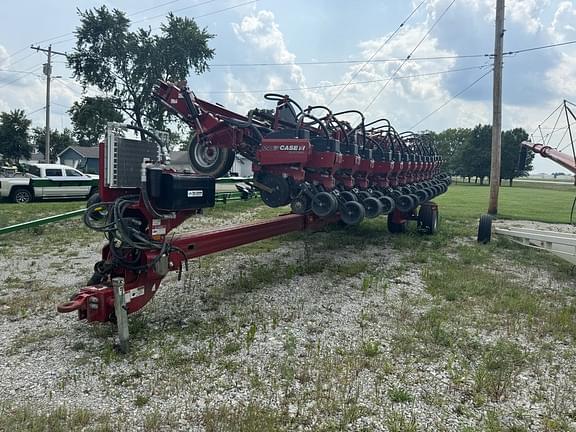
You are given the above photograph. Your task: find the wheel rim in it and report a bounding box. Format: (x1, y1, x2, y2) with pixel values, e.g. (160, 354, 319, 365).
(341, 201, 365, 225)
(363, 197, 382, 218)
(193, 139, 221, 169)
(396, 195, 413, 213)
(312, 192, 337, 217)
(259, 174, 291, 208)
(291, 196, 310, 214)
(380, 196, 395, 215)
(15, 191, 30, 203)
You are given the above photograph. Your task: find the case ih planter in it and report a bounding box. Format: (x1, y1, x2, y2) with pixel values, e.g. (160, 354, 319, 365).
(153, 80, 450, 227)
(57, 82, 450, 351)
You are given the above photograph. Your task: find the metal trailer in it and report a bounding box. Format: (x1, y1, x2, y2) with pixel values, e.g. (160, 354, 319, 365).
(478, 215, 576, 265)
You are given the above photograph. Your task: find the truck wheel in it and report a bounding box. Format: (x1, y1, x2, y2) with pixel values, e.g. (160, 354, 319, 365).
(188, 135, 235, 178)
(12, 188, 32, 203)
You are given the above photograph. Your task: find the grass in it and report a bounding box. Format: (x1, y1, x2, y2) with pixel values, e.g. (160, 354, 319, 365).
(435, 183, 575, 223)
(2, 182, 576, 430)
(0, 403, 118, 432)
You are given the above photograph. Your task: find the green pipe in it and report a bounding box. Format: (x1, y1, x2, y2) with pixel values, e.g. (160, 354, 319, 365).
(0, 192, 259, 235)
(0, 209, 86, 235)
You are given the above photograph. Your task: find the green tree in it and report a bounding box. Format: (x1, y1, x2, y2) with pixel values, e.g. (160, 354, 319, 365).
(69, 96, 123, 147)
(432, 127, 472, 175)
(501, 127, 532, 186)
(464, 124, 492, 184)
(31, 128, 77, 162)
(0, 109, 32, 163)
(68, 6, 215, 132)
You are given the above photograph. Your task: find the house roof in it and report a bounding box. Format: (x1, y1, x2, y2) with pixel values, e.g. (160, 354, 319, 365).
(58, 145, 100, 159)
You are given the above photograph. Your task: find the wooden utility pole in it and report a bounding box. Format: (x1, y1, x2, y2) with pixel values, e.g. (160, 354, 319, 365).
(487, 0, 505, 215)
(31, 45, 66, 162)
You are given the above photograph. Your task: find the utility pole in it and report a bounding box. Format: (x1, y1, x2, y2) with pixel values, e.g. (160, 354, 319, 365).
(487, 0, 505, 215)
(31, 45, 66, 162)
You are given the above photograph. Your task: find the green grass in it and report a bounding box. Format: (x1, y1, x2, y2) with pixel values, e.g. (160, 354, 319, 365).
(435, 183, 575, 223)
(0, 403, 118, 432)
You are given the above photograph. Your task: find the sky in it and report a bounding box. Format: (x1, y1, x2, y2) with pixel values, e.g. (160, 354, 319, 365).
(1, 0, 576, 173)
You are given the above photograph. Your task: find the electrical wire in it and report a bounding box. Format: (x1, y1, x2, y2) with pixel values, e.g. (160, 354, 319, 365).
(50, 0, 261, 47)
(328, 0, 428, 105)
(0, 65, 42, 90)
(26, 106, 46, 115)
(409, 67, 493, 129)
(364, 0, 457, 112)
(132, 0, 219, 24)
(196, 63, 489, 95)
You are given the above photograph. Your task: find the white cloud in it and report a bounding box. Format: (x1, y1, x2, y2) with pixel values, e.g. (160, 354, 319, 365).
(232, 10, 306, 90)
(550, 1, 576, 42)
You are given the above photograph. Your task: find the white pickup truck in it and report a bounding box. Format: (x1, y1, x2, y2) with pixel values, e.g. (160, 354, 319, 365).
(0, 163, 98, 203)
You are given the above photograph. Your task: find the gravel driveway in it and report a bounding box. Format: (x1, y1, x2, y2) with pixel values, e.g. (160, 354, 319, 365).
(1, 210, 575, 431)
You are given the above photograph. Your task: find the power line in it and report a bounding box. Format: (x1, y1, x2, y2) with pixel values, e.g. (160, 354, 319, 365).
(0, 68, 42, 76)
(209, 54, 488, 68)
(206, 39, 576, 68)
(504, 39, 576, 56)
(27, 106, 46, 116)
(130, 0, 184, 17)
(132, 0, 219, 24)
(0, 65, 42, 90)
(6, 51, 38, 68)
(364, 0, 457, 112)
(50, 0, 261, 47)
(328, 0, 428, 105)
(409, 67, 493, 130)
(28, 0, 209, 48)
(196, 64, 489, 95)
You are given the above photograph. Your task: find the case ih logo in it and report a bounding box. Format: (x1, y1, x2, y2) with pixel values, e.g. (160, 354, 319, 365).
(280, 145, 306, 151)
(262, 144, 306, 152)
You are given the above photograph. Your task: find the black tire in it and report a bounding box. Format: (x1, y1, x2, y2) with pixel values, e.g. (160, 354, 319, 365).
(395, 195, 414, 213)
(415, 189, 428, 204)
(312, 192, 338, 217)
(477, 214, 493, 244)
(11, 187, 32, 203)
(418, 204, 438, 235)
(87, 192, 101, 208)
(340, 201, 365, 225)
(290, 195, 311, 214)
(356, 191, 370, 201)
(258, 174, 291, 208)
(379, 195, 395, 215)
(340, 191, 357, 202)
(188, 135, 235, 178)
(424, 187, 435, 201)
(363, 197, 383, 219)
(387, 215, 407, 234)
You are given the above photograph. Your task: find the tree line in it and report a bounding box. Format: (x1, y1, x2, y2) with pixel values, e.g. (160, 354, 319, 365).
(430, 125, 534, 186)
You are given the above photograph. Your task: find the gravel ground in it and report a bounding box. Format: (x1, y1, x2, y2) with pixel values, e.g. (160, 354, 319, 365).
(1, 213, 575, 431)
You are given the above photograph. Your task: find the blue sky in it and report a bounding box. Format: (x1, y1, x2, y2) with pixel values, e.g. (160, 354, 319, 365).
(1, 0, 576, 173)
